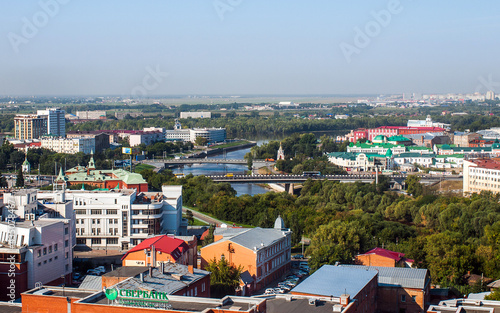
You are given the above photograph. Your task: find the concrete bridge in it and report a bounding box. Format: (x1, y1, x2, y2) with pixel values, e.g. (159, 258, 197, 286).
(138, 158, 269, 167)
(205, 173, 462, 185)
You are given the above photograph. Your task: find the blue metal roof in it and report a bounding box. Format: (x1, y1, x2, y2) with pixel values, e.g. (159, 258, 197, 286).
(341, 265, 429, 289)
(291, 265, 377, 298)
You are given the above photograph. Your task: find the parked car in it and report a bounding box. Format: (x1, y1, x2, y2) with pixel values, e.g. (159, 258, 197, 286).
(86, 269, 101, 276)
(73, 272, 81, 280)
(292, 254, 304, 259)
(265, 288, 276, 295)
(277, 284, 291, 291)
(94, 266, 106, 274)
(274, 288, 286, 294)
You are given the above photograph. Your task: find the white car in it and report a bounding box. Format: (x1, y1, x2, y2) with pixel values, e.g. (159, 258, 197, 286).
(265, 288, 276, 295)
(94, 266, 106, 274)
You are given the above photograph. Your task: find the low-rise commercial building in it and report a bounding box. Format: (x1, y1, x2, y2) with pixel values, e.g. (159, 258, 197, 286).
(180, 112, 211, 119)
(201, 217, 291, 293)
(355, 247, 414, 268)
(121, 235, 190, 267)
(40, 136, 95, 154)
(66, 131, 110, 152)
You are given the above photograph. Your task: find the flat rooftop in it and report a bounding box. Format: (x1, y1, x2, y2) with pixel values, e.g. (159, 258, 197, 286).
(24, 287, 97, 299)
(0, 303, 22, 313)
(267, 297, 346, 313)
(81, 293, 263, 312)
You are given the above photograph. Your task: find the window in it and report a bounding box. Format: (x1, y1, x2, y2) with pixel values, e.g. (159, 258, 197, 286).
(65, 240, 69, 247)
(55, 256, 58, 260)
(75, 209, 86, 215)
(65, 252, 69, 259)
(92, 238, 101, 245)
(43, 260, 47, 264)
(401, 295, 406, 302)
(37, 250, 41, 257)
(43, 247, 47, 255)
(91, 209, 102, 215)
(412, 295, 416, 302)
(49, 258, 52, 262)
(107, 209, 117, 215)
(48, 246, 52, 253)
(38, 262, 41, 267)
(107, 238, 118, 245)
(65, 227, 69, 235)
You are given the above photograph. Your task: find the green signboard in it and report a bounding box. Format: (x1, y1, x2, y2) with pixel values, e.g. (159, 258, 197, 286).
(104, 287, 170, 309)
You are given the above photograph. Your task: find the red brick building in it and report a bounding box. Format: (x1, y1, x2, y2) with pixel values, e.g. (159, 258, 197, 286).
(355, 247, 414, 268)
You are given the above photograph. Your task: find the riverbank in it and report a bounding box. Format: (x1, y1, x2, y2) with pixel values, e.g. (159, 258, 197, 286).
(189, 141, 256, 158)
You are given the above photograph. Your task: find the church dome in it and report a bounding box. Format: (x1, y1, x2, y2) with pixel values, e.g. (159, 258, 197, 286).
(274, 215, 285, 230)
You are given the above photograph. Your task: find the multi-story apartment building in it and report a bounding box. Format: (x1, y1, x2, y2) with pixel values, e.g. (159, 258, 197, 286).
(0, 191, 75, 301)
(201, 217, 291, 294)
(453, 131, 482, 147)
(38, 185, 186, 250)
(180, 111, 211, 119)
(37, 108, 65, 137)
(164, 120, 226, 144)
(66, 131, 110, 152)
(40, 136, 95, 154)
(129, 131, 164, 147)
(14, 114, 46, 140)
(75, 110, 106, 120)
(463, 159, 500, 196)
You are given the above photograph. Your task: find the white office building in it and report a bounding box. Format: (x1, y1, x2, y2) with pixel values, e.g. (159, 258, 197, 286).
(41, 136, 95, 154)
(38, 185, 186, 250)
(37, 108, 66, 137)
(180, 112, 211, 119)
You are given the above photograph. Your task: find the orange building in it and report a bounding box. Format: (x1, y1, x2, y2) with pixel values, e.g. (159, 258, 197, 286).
(355, 247, 414, 268)
(21, 285, 266, 313)
(122, 235, 190, 267)
(201, 217, 292, 294)
(56, 156, 148, 192)
(343, 265, 431, 313)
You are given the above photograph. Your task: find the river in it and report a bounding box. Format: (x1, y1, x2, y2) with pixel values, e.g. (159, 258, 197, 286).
(171, 132, 342, 196)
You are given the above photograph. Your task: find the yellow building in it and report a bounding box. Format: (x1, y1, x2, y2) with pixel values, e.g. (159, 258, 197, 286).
(14, 114, 46, 140)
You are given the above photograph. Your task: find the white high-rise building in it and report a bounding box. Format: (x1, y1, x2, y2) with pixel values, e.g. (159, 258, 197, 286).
(486, 90, 496, 101)
(37, 108, 66, 137)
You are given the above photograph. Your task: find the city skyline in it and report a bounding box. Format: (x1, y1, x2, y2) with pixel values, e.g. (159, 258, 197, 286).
(1, 1, 500, 96)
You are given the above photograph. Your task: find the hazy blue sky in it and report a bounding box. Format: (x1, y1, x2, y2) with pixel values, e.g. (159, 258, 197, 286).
(1, 1, 500, 96)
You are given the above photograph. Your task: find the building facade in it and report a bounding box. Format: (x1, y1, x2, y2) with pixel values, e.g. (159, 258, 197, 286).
(38, 185, 185, 250)
(37, 108, 66, 137)
(463, 159, 500, 196)
(180, 112, 212, 119)
(201, 219, 291, 292)
(14, 114, 46, 140)
(41, 136, 95, 154)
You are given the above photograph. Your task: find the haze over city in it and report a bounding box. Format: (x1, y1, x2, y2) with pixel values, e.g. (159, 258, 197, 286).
(2, 1, 500, 96)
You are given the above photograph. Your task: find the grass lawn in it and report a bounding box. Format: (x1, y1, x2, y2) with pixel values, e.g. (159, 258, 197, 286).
(134, 163, 155, 172)
(211, 140, 251, 149)
(184, 206, 254, 228)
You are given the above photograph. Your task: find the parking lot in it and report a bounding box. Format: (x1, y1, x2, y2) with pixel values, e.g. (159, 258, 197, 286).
(256, 258, 310, 296)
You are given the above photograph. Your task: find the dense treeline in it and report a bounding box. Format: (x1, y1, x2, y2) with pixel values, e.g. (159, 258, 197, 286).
(142, 172, 500, 292)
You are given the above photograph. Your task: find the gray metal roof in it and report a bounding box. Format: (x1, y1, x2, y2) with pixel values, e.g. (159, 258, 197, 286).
(341, 265, 429, 289)
(78, 275, 103, 291)
(291, 265, 378, 298)
(227, 227, 290, 252)
(114, 263, 210, 295)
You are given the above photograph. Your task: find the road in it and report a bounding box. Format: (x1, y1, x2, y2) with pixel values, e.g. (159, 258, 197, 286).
(182, 207, 225, 226)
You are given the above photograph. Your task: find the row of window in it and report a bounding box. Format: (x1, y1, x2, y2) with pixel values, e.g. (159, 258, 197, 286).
(76, 219, 119, 224)
(75, 209, 119, 214)
(37, 244, 58, 257)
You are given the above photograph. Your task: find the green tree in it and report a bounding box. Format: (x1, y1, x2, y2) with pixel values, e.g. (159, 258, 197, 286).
(485, 288, 500, 300)
(185, 210, 194, 225)
(307, 220, 370, 271)
(0, 170, 7, 188)
(406, 175, 423, 197)
(244, 153, 253, 171)
(15, 167, 24, 187)
(195, 136, 208, 146)
(203, 224, 215, 246)
(205, 257, 243, 298)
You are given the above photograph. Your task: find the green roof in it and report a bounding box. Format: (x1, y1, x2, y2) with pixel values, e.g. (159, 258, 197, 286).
(352, 142, 403, 149)
(327, 152, 357, 160)
(435, 154, 464, 158)
(373, 135, 388, 141)
(63, 168, 147, 185)
(395, 153, 435, 158)
(407, 146, 433, 151)
(388, 135, 411, 142)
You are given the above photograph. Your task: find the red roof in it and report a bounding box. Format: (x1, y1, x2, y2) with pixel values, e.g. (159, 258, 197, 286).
(360, 247, 414, 263)
(122, 235, 189, 261)
(375, 126, 445, 131)
(471, 159, 500, 170)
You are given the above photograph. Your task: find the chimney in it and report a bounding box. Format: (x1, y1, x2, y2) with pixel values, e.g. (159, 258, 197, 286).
(149, 267, 153, 277)
(160, 262, 164, 274)
(188, 265, 194, 274)
(140, 273, 144, 282)
(340, 294, 350, 306)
